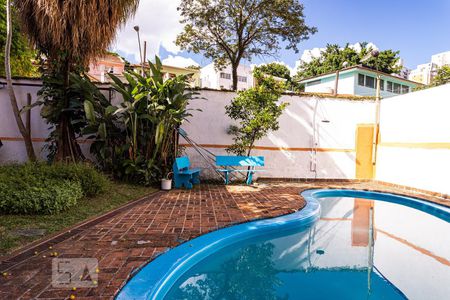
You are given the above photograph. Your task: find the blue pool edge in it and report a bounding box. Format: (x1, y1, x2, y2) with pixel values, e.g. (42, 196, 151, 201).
(115, 189, 450, 300)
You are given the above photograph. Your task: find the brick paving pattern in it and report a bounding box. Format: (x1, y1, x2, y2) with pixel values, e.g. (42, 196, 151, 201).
(0, 181, 448, 299)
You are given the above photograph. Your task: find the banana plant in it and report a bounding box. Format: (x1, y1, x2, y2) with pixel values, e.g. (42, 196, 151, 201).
(83, 56, 200, 184)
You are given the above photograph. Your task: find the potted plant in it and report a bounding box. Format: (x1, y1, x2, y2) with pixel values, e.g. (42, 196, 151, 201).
(161, 172, 173, 191)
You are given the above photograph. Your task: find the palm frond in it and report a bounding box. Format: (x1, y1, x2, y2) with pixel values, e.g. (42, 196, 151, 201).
(15, 0, 140, 66)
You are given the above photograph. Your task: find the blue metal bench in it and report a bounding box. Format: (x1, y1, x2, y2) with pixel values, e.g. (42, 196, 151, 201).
(173, 156, 201, 189)
(215, 156, 265, 185)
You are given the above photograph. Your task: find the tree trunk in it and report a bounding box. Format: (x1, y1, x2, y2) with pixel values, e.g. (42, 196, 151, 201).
(26, 93, 31, 137)
(246, 146, 253, 157)
(246, 131, 258, 157)
(54, 114, 84, 162)
(5, 0, 36, 161)
(231, 63, 238, 91)
(245, 135, 257, 181)
(54, 58, 84, 162)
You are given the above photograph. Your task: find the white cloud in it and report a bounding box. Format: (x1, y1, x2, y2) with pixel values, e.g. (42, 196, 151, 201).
(294, 42, 380, 71)
(162, 55, 199, 68)
(294, 60, 303, 74)
(300, 47, 323, 64)
(348, 42, 379, 53)
(112, 0, 183, 63)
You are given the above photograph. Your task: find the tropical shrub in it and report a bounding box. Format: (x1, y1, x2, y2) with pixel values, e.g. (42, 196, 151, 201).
(37, 163, 109, 197)
(34, 63, 109, 162)
(84, 56, 198, 185)
(0, 163, 108, 214)
(0, 178, 82, 215)
(226, 73, 288, 156)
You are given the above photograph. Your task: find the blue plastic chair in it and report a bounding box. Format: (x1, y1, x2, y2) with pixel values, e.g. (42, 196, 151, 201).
(173, 156, 201, 189)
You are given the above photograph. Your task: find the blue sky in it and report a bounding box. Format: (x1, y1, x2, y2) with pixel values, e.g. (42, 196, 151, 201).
(288, 0, 450, 69)
(115, 0, 450, 70)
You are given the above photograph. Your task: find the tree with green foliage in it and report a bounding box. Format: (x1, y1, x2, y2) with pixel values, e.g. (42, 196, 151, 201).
(3, 0, 37, 162)
(294, 43, 401, 80)
(254, 62, 304, 92)
(226, 73, 288, 156)
(431, 65, 450, 86)
(0, 0, 37, 77)
(414, 65, 450, 91)
(176, 0, 316, 91)
(255, 63, 291, 80)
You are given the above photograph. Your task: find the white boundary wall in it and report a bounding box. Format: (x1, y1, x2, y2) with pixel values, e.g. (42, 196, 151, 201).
(0, 80, 450, 194)
(0, 79, 119, 162)
(0, 81, 375, 180)
(376, 84, 450, 195)
(3, 79, 449, 195)
(182, 90, 375, 180)
(0, 79, 49, 162)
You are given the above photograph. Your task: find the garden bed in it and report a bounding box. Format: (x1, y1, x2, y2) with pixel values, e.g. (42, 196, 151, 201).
(0, 182, 156, 255)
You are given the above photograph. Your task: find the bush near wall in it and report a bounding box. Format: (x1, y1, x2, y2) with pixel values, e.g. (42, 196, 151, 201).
(0, 163, 109, 214)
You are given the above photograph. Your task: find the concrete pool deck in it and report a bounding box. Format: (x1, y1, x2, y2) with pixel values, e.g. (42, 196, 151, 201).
(0, 180, 448, 299)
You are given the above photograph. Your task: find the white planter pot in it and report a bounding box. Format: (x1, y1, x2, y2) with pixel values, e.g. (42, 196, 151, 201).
(161, 179, 172, 191)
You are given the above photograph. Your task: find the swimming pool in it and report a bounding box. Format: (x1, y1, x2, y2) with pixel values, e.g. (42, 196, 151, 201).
(116, 189, 450, 300)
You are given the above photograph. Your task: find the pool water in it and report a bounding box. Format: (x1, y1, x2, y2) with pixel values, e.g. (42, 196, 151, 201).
(164, 196, 450, 300)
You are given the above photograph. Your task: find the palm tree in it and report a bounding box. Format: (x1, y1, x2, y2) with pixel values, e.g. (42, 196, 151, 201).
(14, 0, 140, 162)
(4, 0, 36, 161)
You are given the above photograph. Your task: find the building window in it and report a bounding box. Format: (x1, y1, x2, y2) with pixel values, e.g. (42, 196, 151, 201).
(220, 72, 231, 79)
(238, 76, 247, 83)
(358, 73, 376, 89)
(401, 85, 409, 94)
(387, 81, 393, 92)
(380, 79, 385, 91)
(307, 79, 321, 86)
(358, 74, 365, 86)
(393, 83, 401, 94)
(365, 76, 375, 88)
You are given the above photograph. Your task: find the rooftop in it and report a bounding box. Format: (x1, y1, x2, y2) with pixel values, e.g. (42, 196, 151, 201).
(299, 65, 424, 86)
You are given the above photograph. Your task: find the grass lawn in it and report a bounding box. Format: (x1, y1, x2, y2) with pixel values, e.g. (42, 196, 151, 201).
(0, 182, 156, 255)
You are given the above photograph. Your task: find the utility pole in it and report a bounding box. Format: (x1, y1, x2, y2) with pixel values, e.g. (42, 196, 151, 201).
(143, 41, 148, 77)
(372, 74, 381, 167)
(143, 41, 147, 66)
(333, 62, 348, 96)
(133, 25, 144, 76)
(333, 70, 339, 96)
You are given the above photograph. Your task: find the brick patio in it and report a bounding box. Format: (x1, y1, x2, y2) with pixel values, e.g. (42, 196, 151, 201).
(0, 181, 448, 300)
